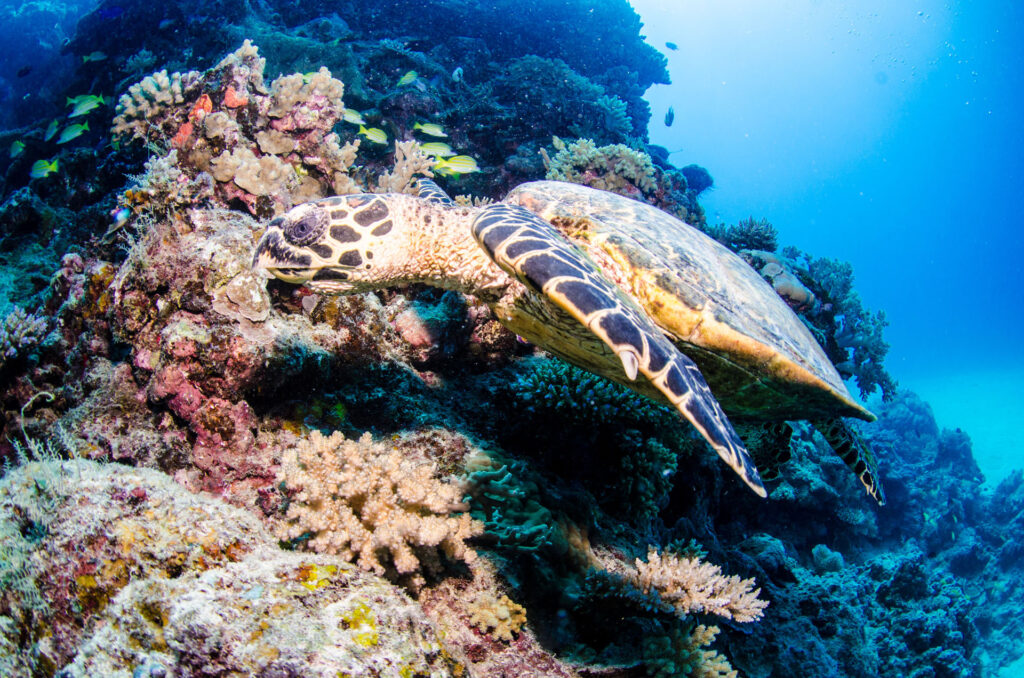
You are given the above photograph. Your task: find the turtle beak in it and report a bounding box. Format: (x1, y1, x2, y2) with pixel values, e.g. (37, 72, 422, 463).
(252, 228, 314, 284)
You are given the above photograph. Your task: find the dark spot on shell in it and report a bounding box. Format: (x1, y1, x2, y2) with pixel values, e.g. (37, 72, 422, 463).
(366, 251, 373, 259)
(330, 224, 361, 243)
(310, 243, 332, 259)
(313, 269, 349, 281)
(353, 200, 390, 226)
(338, 250, 363, 267)
(371, 220, 393, 236)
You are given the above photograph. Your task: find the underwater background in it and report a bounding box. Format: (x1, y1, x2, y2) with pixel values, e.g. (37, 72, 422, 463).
(633, 0, 1024, 485)
(0, 1, 1020, 677)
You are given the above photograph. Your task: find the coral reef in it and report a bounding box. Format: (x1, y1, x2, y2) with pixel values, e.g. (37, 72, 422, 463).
(0, 7, 1018, 678)
(0, 457, 461, 677)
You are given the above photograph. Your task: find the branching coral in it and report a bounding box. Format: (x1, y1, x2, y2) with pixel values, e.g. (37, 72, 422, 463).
(630, 547, 768, 622)
(721, 216, 779, 252)
(0, 306, 48, 371)
(643, 623, 738, 678)
(376, 140, 435, 194)
(112, 69, 202, 142)
(277, 430, 484, 587)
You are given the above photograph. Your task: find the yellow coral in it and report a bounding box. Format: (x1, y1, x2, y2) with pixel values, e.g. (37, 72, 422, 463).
(468, 592, 527, 642)
(277, 430, 484, 586)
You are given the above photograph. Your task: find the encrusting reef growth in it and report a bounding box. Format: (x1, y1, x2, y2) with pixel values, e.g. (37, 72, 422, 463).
(0, 1, 1020, 676)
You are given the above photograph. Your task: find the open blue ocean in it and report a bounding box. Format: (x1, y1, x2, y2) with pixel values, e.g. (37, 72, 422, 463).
(0, 1, 1020, 676)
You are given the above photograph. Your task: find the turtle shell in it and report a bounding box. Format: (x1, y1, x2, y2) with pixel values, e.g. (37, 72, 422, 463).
(505, 180, 873, 422)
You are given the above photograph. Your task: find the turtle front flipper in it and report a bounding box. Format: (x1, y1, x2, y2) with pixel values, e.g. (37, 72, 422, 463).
(415, 177, 454, 206)
(811, 418, 886, 505)
(472, 203, 767, 498)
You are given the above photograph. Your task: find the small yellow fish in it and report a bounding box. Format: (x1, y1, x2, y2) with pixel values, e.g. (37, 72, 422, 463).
(396, 70, 418, 87)
(66, 94, 105, 107)
(413, 121, 447, 138)
(44, 119, 60, 142)
(433, 155, 480, 175)
(357, 125, 388, 144)
(57, 121, 89, 144)
(9, 140, 25, 158)
(69, 99, 102, 118)
(30, 158, 58, 178)
(82, 51, 107, 63)
(342, 109, 366, 125)
(419, 142, 455, 157)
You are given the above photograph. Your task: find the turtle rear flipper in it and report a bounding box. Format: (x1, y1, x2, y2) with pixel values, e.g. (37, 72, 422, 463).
(812, 418, 886, 505)
(472, 203, 766, 498)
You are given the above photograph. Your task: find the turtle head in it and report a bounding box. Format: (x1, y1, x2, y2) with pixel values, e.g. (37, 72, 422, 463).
(253, 193, 404, 294)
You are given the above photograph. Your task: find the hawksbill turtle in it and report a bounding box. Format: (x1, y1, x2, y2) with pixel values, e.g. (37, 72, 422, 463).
(252, 178, 885, 504)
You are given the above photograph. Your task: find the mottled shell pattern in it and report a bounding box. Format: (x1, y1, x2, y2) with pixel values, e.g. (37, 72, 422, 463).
(505, 181, 873, 423)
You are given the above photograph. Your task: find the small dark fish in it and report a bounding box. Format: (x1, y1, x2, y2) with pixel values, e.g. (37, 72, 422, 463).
(16, 65, 32, 78)
(665, 41, 679, 51)
(664, 106, 675, 127)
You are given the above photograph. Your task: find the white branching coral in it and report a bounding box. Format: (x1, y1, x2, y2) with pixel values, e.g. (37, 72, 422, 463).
(277, 430, 483, 586)
(376, 141, 435, 194)
(633, 547, 768, 622)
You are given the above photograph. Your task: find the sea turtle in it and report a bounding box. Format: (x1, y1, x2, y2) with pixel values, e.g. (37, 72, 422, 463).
(252, 178, 884, 504)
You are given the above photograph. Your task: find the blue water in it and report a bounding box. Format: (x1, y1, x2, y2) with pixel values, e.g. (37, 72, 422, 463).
(632, 0, 1024, 485)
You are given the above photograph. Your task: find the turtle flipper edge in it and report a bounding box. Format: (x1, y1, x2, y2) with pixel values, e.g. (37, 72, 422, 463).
(472, 203, 767, 498)
(415, 177, 454, 206)
(812, 418, 886, 505)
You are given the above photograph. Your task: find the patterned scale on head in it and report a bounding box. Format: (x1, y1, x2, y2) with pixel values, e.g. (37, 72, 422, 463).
(252, 194, 403, 293)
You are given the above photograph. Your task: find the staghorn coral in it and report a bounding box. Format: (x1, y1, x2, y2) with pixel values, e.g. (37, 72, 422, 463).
(630, 547, 768, 622)
(544, 136, 656, 198)
(376, 140, 435, 194)
(277, 430, 484, 587)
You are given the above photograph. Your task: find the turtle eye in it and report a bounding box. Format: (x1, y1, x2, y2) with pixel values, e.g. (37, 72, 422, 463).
(283, 212, 325, 246)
